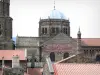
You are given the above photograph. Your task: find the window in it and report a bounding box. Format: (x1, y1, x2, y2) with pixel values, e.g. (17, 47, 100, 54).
(63, 52, 69, 59)
(0, 30, 1, 35)
(56, 27, 59, 33)
(84, 50, 88, 55)
(96, 54, 100, 62)
(42, 28, 47, 34)
(66, 28, 67, 34)
(50, 52, 55, 62)
(0, 24, 1, 29)
(51, 27, 56, 33)
(63, 28, 65, 33)
(45, 28, 47, 34)
(63, 28, 67, 34)
(42, 28, 45, 34)
(0, 24, 2, 36)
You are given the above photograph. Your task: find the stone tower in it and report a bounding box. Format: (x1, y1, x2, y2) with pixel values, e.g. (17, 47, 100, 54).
(39, 9, 70, 38)
(0, 0, 14, 49)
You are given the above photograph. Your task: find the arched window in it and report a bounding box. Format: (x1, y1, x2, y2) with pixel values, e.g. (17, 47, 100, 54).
(63, 28, 65, 33)
(96, 54, 100, 62)
(51, 27, 56, 33)
(63, 28, 67, 34)
(50, 52, 55, 62)
(0, 24, 1, 29)
(84, 50, 88, 55)
(56, 27, 59, 33)
(45, 28, 47, 34)
(0, 30, 1, 35)
(66, 28, 67, 34)
(42, 28, 44, 34)
(63, 52, 69, 59)
(0, 24, 2, 35)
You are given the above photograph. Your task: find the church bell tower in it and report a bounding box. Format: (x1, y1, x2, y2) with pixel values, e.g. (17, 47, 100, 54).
(0, 0, 13, 49)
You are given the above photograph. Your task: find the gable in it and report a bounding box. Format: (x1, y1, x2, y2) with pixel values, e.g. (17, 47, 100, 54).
(42, 33, 78, 52)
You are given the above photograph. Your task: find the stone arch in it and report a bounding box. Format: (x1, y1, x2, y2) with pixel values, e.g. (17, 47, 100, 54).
(63, 52, 69, 59)
(50, 52, 55, 62)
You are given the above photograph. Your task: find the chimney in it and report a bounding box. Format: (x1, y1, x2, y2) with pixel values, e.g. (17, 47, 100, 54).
(12, 55, 20, 68)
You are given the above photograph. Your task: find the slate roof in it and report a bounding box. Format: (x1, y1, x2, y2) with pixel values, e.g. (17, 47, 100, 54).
(16, 34, 100, 47)
(0, 50, 26, 60)
(16, 37, 40, 47)
(53, 63, 100, 75)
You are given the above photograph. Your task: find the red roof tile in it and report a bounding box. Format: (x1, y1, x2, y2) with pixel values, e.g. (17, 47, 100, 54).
(53, 63, 100, 75)
(27, 68, 42, 75)
(0, 71, 3, 75)
(24, 73, 30, 75)
(0, 50, 26, 60)
(81, 38, 100, 46)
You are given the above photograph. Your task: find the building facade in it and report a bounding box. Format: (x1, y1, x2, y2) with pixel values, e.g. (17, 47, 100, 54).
(15, 3, 100, 63)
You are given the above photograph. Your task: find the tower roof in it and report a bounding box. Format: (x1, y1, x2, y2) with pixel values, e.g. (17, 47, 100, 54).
(41, 9, 67, 20)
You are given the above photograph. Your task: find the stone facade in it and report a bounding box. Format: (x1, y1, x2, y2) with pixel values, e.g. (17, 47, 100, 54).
(39, 18, 70, 38)
(0, 0, 14, 50)
(16, 7, 100, 63)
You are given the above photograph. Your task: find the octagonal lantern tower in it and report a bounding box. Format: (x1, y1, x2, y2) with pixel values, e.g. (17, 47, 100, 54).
(39, 8, 70, 38)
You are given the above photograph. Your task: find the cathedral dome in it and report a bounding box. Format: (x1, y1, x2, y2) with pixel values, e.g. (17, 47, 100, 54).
(41, 9, 67, 19)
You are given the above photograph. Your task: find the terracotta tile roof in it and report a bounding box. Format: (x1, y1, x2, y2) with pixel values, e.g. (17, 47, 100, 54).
(27, 68, 42, 75)
(0, 50, 26, 60)
(81, 38, 100, 46)
(0, 71, 3, 75)
(53, 63, 100, 75)
(24, 73, 30, 75)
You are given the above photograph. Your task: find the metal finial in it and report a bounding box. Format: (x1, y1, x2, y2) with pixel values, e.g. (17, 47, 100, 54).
(54, 1, 55, 10)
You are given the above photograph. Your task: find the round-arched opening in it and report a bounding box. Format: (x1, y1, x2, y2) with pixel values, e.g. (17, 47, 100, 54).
(63, 52, 69, 59)
(96, 54, 100, 62)
(50, 52, 55, 62)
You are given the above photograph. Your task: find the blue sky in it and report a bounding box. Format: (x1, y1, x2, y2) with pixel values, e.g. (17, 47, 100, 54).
(10, 0, 100, 38)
